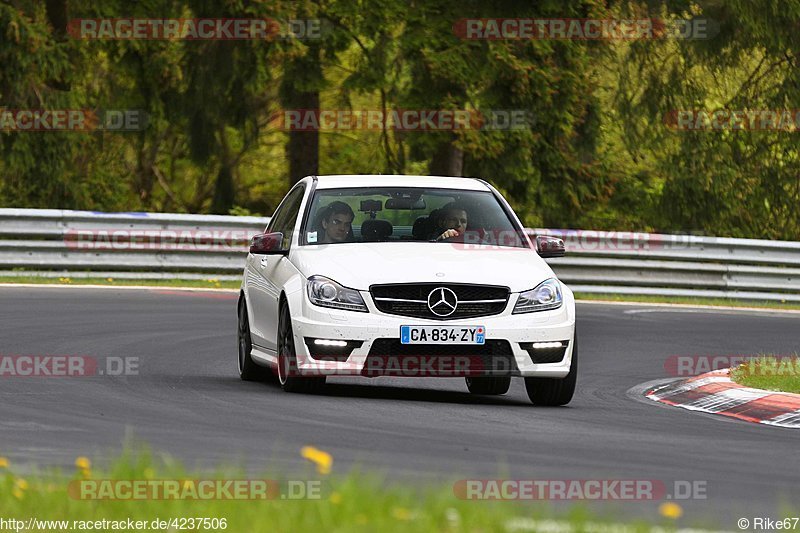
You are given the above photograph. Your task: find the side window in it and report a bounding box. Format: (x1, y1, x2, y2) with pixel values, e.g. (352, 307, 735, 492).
(267, 186, 305, 249)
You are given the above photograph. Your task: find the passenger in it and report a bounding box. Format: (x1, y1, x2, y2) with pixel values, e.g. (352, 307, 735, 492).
(318, 201, 355, 243)
(430, 202, 468, 241)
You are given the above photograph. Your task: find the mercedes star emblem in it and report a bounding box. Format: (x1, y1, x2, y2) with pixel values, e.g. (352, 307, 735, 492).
(427, 287, 458, 317)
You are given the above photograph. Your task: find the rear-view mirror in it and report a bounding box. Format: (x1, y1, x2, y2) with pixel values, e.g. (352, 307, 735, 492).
(385, 197, 426, 210)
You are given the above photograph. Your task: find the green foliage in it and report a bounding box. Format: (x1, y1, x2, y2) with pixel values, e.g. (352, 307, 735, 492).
(615, 0, 800, 238)
(1, 0, 799, 239)
(0, 445, 721, 531)
(730, 356, 800, 394)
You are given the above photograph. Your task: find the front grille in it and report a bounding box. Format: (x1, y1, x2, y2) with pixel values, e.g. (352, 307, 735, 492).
(363, 339, 517, 377)
(370, 283, 509, 320)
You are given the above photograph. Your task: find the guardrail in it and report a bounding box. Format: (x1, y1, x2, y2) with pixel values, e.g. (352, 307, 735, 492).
(0, 209, 268, 282)
(532, 229, 800, 302)
(1, 209, 798, 302)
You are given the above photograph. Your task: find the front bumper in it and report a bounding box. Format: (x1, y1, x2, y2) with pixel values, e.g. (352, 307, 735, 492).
(287, 284, 576, 378)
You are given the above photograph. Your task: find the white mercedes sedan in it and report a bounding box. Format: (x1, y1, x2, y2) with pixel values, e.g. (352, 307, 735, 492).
(237, 175, 577, 405)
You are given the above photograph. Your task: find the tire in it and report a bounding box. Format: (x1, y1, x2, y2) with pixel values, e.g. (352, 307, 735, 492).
(238, 299, 273, 382)
(465, 376, 511, 395)
(277, 302, 326, 393)
(524, 334, 578, 406)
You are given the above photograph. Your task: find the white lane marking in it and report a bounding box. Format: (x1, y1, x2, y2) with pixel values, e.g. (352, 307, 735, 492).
(0, 283, 237, 293)
(0, 421, 88, 431)
(623, 307, 800, 317)
(578, 299, 800, 315)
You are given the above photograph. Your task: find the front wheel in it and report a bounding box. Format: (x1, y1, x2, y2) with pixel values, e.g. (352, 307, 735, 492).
(465, 376, 511, 395)
(524, 335, 578, 406)
(277, 303, 326, 393)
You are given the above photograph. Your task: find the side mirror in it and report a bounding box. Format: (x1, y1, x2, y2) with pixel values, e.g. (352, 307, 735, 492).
(250, 232, 287, 255)
(535, 235, 565, 258)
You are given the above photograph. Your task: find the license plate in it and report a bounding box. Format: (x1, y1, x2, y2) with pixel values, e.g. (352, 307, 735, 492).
(400, 326, 485, 345)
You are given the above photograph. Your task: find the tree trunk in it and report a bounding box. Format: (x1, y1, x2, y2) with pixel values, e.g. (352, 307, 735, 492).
(45, 0, 68, 37)
(281, 44, 322, 184)
(45, 0, 70, 90)
(211, 128, 235, 214)
(286, 104, 319, 183)
(429, 136, 464, 176)
(211, 164, 234, 214)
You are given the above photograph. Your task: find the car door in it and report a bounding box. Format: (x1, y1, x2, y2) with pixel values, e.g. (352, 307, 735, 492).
(247, 185, 305, 352)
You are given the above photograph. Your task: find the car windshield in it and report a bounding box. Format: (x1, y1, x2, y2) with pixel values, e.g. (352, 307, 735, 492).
(302, 186, 528, 248)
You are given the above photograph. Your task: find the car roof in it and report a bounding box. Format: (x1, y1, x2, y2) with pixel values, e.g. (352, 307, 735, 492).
(309, 175, 491, 191)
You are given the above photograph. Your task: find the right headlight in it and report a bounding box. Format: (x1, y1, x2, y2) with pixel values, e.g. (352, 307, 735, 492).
(513, 278, 563, 313)
(306, 275, 368, 312)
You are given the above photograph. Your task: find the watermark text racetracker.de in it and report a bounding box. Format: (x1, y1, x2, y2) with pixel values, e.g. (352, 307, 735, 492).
(454, 479, 707, 500)
(664, 109, 800, 131)
(271, 109, 535, 131)
(68, 479, 324, 500)
(453, 17, 716, 40)
(664, 355, 800, 377)
(282, 354, 523, 378)
(68, 18, 328, 40)
(529, 229, 698, 252)
(0, 355, 139, 377)
(409, 229, 697, 252)
(64, 228, 251, 252)
(0, 109, 146, 132)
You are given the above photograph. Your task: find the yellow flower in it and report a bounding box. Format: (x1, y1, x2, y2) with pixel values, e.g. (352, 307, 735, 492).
(12, 487, 24, 500)
(330, 492, 342, 504)
(143, 467, 155, 479)
(75, 457, 91, 470)
(0, 457, 8, 468)
(659, 502, 683, 519)
(106, 278, 114, 282)
(14, 478, 28, 490)
(300, 446, 333, 475)
(392, 507, 413, 521)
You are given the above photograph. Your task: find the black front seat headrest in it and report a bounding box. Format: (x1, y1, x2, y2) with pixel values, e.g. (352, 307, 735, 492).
(412, 216, 432, 240)
(361, 219, 393, 241)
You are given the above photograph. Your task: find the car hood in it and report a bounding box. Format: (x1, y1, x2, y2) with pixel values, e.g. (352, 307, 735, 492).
(290, 242, 555, 293)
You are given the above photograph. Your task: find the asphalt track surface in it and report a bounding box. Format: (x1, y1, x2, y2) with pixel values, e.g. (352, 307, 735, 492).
(1, 286, 798, 525)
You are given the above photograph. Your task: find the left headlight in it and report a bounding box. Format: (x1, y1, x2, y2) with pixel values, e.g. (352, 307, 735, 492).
(306, 275, 368, 312)
(513, 278, 563, 313)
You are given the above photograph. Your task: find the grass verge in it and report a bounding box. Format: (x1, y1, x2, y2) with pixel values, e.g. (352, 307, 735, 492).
(575, 292, 800, 311)
(0, 448, 706, 533)
(730, 356, 800, 394)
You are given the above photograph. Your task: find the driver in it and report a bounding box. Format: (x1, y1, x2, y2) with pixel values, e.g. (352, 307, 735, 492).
(318, 201, 355, 243)
(430, 202, 468, 241)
